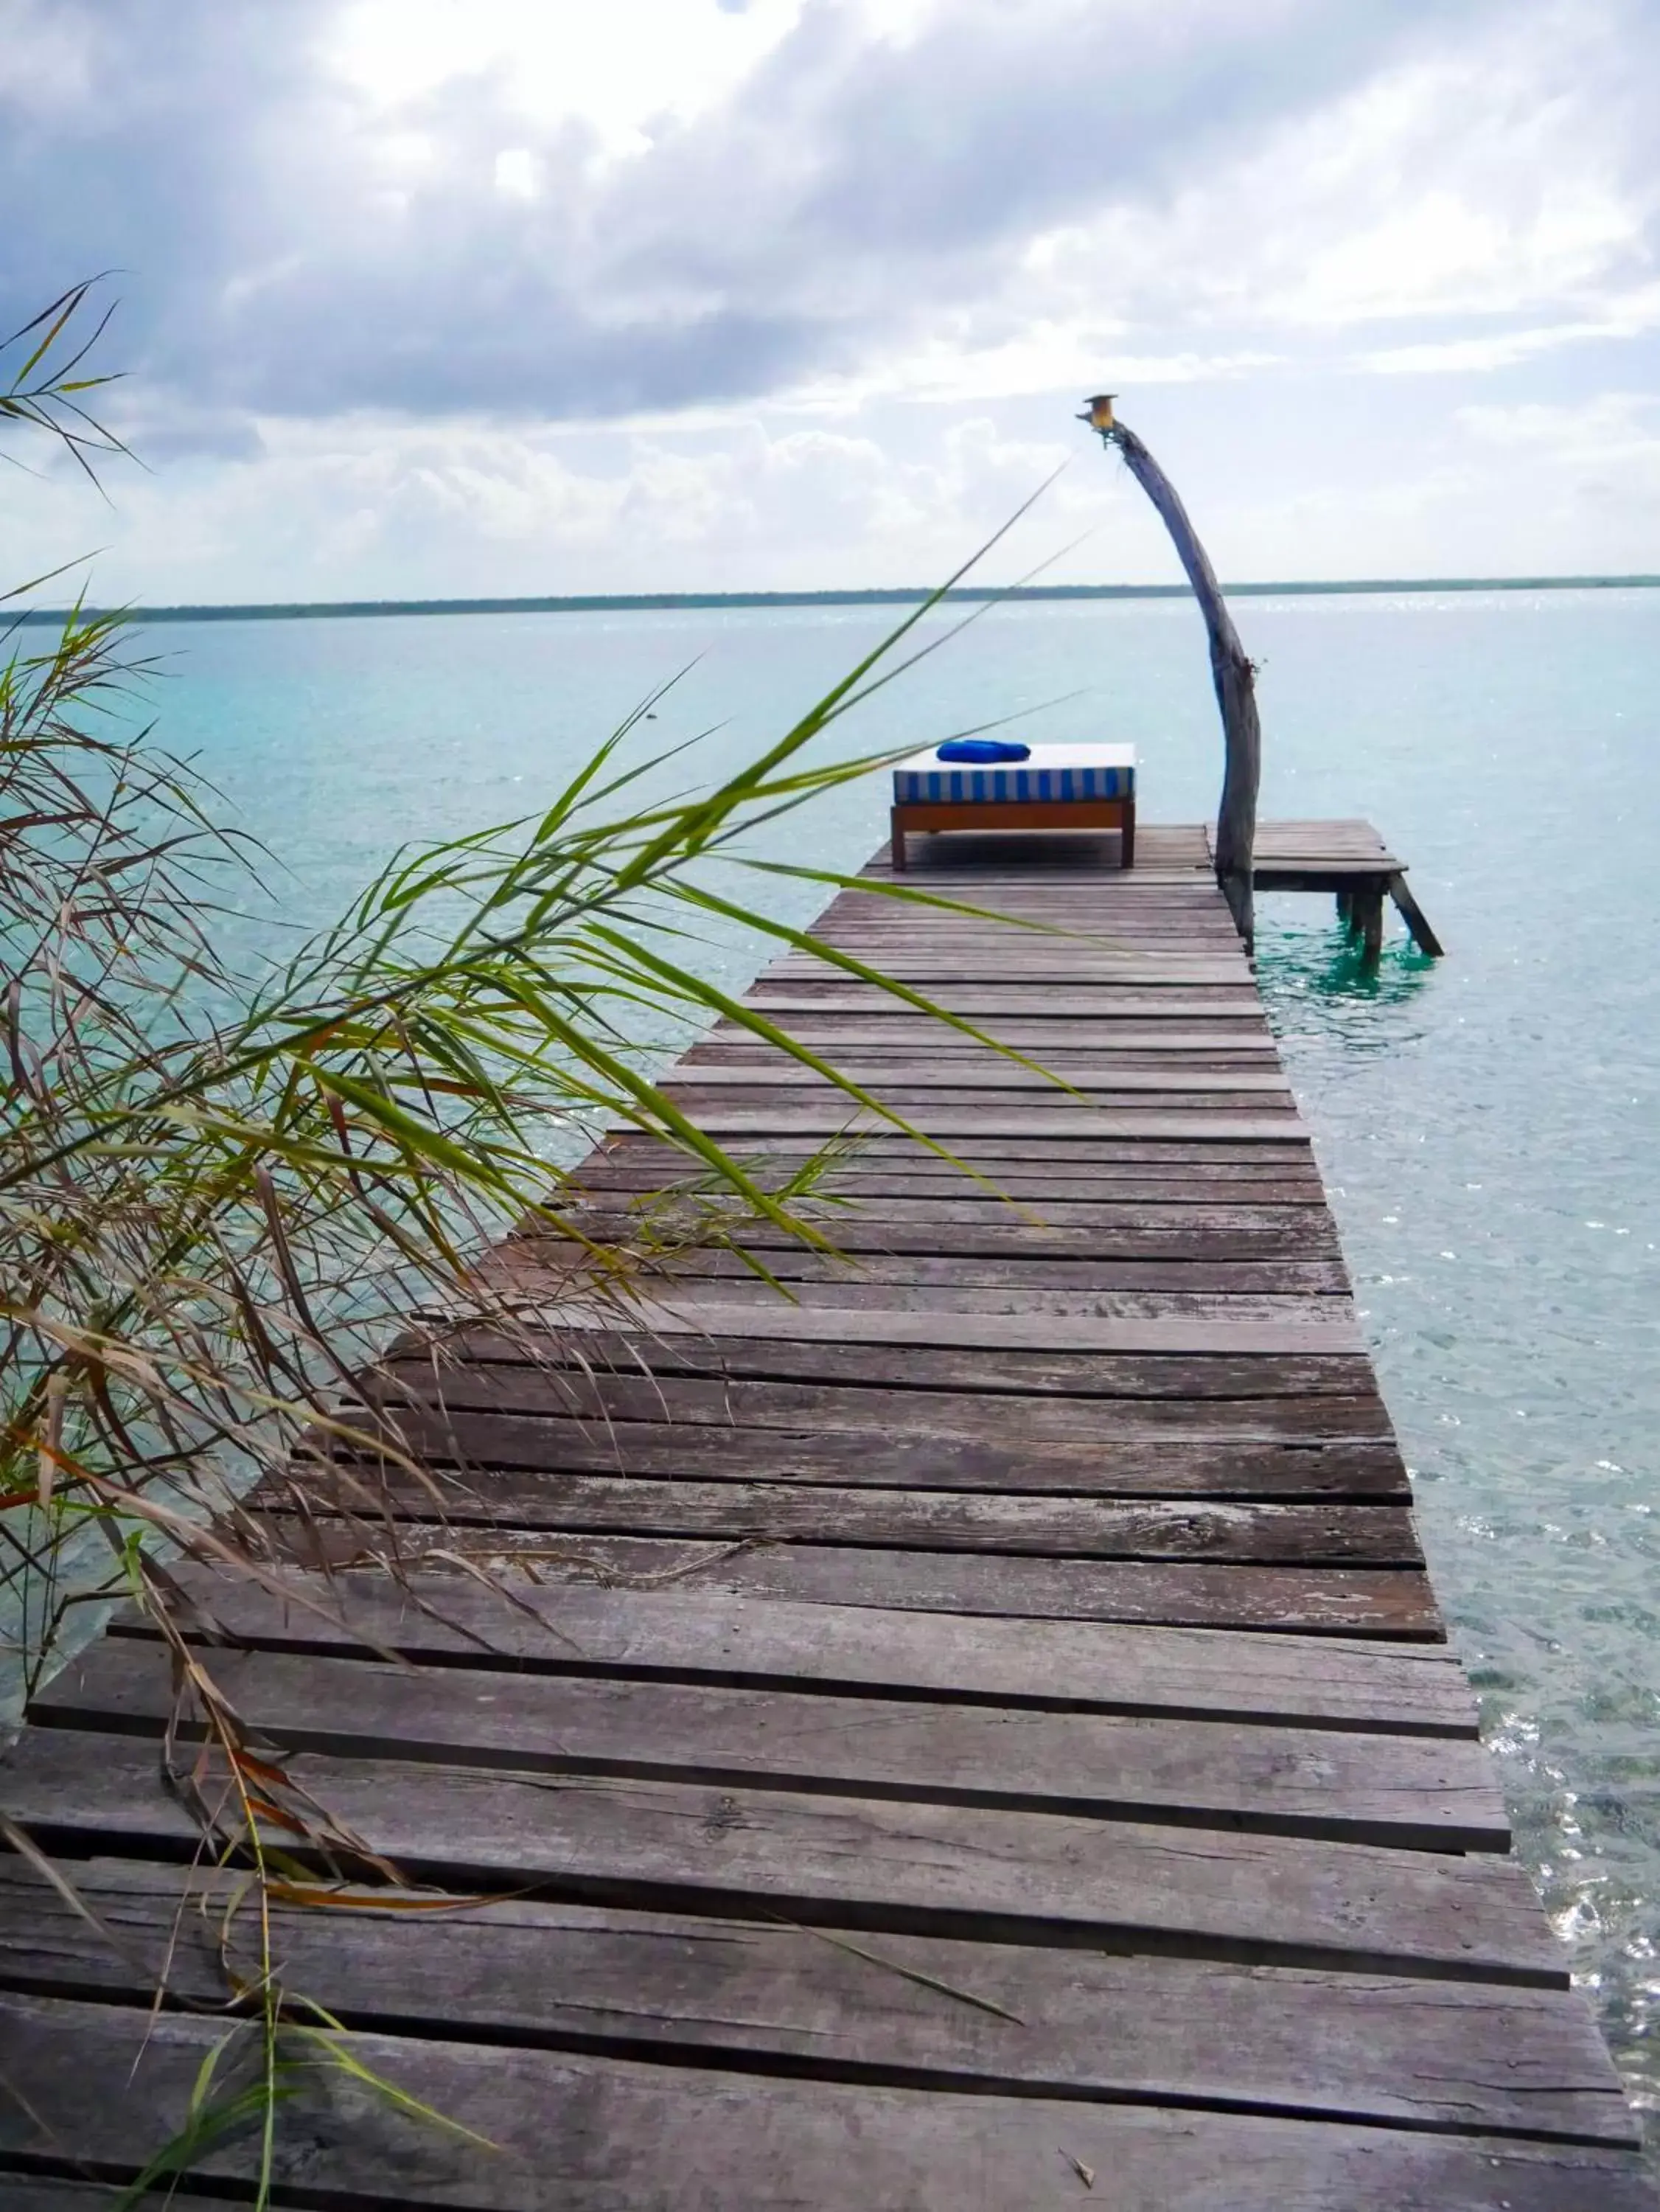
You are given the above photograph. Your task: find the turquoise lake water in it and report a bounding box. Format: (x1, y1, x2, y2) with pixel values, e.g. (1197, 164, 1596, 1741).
(119, 590, 1660, 2133)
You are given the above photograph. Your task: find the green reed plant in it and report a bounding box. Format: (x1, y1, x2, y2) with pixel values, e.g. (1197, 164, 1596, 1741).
(1, 283, 1049, 1686)
(1, 282, 1065, 2202)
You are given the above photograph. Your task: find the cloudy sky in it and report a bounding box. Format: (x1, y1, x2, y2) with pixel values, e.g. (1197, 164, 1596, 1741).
(3, 0, 1657, 601)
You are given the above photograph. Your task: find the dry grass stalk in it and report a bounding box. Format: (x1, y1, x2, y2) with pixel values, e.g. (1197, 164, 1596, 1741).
(1, 279, 1050, 2198)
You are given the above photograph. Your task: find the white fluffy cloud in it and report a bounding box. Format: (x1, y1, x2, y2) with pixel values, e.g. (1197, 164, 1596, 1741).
(3, 0, 1657, 594)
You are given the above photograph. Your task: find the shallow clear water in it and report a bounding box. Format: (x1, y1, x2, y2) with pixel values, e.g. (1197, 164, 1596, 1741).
(111, 591, 1660, 2132)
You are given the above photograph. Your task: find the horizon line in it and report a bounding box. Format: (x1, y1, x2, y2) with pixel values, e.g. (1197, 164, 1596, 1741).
(12, 574, 1660, 625)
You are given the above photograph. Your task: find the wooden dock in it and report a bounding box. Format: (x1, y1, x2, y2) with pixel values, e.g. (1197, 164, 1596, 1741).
(1, 822, 1647, 2208)
(1213, 816, 1445, 957)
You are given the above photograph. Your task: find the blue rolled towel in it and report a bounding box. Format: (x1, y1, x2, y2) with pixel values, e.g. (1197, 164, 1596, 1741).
(935, 737, 1030, 763)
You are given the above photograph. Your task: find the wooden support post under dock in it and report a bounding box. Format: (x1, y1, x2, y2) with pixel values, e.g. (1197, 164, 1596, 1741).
(0, 824, 1638, 2208)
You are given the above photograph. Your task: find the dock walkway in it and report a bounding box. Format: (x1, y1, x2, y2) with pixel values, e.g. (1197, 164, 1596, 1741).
(1, 824, 1649, 2208)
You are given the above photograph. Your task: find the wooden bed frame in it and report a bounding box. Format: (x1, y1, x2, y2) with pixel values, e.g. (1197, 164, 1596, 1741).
(889, 795, 1135, 872)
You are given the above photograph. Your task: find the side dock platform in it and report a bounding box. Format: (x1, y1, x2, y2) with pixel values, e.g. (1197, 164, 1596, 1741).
(1, 823, 1647, 2208)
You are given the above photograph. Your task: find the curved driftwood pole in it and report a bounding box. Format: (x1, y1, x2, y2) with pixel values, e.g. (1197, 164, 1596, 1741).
(1081, 406, 1260, 948)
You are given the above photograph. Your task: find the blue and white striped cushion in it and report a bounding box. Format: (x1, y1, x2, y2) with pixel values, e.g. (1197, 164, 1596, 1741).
(893, 744, 1136, 805)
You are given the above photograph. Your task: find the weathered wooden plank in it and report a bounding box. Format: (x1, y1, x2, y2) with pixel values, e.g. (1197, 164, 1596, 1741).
(763, 968, 1252, 984)
(767, 963, 1254, 980)
(664, 1064, 1294, 1093)
(632, 1256, 1352, 1299)
(578, 1197, 1336, 1232)
(658, 1110, 1308, 1143)
(806, 945, 1247, 961)
(563, 1202, 1340, 1248)
(531, 1218, 1341, 1265)
(815, 901, 1227, 917)
(599, 1135, 1318, 1171)
(514, 1281, 1350, 1326)
(818, 894, 1229, 908)
(552, 1196, 1339, 1231)
(607, 1139, 1312, 1163)
(36, 1643, 1498, 1846)
(803, 953, 1246, 968)
(710, 1015, 1272, 1037)
(495, 1297, 1362, 1357)
(688, 1051, 1286, 1077)
(835, 900, 1217, 915)
(573, 1173, 1330, 1206)
(762, 961, 1253, 984)
(700, 1018, 1265, 1039)
(293, 1461, 1423, 1563)
(255, 1528, 1440, 1635)
(587, 1141, 1309, 1173)
(563, 1197, 1335, 1234)
(1252, 848, 1402, 874)
(745, 1012, 1273, 1042)
(809, 902, 1238, 920)
(598, 1134, 1317, 1166)
(751, 956, 1255, 973)
(318, 1409, 1409, 1498)
(675, 1091, 1300, 1117)
(135, 1569, 1475, 1729)
(0, 1869, 1630, 2143)
(834, 923, 1232, 937)
(5, 1998, 1652, 2211)
(0, 2187, 250, 2212)
(723, 1065, 1294, 1093)
(694, 1064, 1288, 1089)
(625, 1251, 1356, 1294)
(700, 1025, 1282, 1051)
(782, 910, 1227, 928)
(742, 992, 1265, 1017)
(371, 1363, 1395, 1439)
(668, 1088, 1300, 1118)
(503, 1281, 1348, 1322)
(820, 887, 1226, 904)
(420, 1335, 1378, 1402)
(760, 969, 1255, 987)
(578, 1183, 1336, 1220)
(295, 1470, 1422, 1566)
(794, 907, 1217, 921)
(746, 944, 1252, 969)
(577, 1169, 1331, 1204)
(545, 1242, 1352, 1290)
(0, 1732, 1558, 1977)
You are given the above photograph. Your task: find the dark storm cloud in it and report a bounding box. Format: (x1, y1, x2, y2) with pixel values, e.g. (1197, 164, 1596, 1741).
(1, 1, 337, 413)
(0, 0, 1589, 433)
